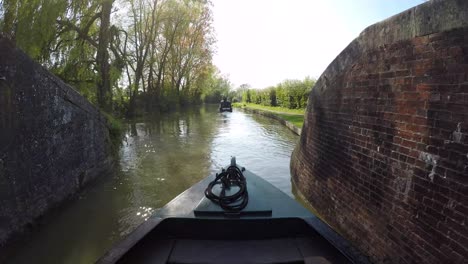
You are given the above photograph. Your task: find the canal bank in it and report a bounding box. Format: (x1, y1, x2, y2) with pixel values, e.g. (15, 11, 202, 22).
(232, 104, 303, 135)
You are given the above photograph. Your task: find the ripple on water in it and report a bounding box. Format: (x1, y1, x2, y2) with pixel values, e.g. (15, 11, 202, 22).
(8, 106, 299, 264)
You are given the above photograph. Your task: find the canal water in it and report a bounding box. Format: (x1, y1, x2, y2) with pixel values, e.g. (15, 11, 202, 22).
(6, 105, 300, 264)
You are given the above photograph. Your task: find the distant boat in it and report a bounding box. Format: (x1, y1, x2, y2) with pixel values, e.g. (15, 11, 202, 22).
(219, 99, 232, 112)
(97, 158, 362, 264)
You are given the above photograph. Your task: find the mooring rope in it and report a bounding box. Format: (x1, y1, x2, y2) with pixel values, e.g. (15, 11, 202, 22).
(204, 165, 248, 212)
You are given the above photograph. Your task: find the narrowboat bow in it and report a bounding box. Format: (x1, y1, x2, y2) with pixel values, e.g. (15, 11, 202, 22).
(97, 158, 367, 264)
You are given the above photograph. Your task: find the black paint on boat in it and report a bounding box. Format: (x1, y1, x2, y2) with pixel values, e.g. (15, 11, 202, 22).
(219, 99, 232, 112)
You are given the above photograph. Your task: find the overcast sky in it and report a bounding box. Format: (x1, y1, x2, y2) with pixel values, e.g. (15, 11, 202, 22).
(211, 0, 426, 89)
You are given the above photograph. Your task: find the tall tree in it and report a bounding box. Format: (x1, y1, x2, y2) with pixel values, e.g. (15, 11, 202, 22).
(125, 0, 161, 115)
(96, 0, 114, 111)
(1, 0, 119, 111)
(56, 0, 118, 111)
(0, 0, 217, 113)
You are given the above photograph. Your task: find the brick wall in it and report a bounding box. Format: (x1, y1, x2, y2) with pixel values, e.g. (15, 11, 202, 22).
(291, 0, 468, 263)
(0, 38, 114, 248)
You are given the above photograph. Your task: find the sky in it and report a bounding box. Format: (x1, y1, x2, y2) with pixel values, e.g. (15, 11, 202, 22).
(211, 0, 426, 89)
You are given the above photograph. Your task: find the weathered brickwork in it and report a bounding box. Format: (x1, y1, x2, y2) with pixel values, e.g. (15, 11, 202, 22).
(0, 38, 114, 248)
(291, 1, 468, 263)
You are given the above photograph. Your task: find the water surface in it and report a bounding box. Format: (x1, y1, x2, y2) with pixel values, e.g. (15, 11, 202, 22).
(7, 105, 299, 264)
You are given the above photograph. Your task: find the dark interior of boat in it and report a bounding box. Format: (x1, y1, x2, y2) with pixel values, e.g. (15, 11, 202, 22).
(116, 218, 351, 264)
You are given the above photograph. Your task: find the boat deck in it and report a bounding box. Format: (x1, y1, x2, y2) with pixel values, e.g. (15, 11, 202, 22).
(98, 167, 368, 264)
(116, 218, 350, 264)
(156, 169, 313, 219)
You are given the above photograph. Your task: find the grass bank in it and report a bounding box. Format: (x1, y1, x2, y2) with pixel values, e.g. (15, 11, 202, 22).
(232, 102, 305, 129)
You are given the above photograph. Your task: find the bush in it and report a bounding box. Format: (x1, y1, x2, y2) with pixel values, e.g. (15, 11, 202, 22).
(239, 77, 315, 109)
(102, 112, 124, 152)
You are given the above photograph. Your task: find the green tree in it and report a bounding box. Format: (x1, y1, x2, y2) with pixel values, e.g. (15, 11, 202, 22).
(1, 0, 123, 111)
(240, 77, 315, 109)
(0, 0, 216, 114)
(202, 66, 232, 103)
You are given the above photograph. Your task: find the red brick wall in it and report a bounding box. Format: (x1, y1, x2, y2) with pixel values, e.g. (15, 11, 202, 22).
(291, 2, 468, 263)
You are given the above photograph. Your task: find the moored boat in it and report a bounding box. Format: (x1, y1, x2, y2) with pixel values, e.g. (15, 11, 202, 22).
(97, 158, 367, 264)
(219, 99, 232, 112)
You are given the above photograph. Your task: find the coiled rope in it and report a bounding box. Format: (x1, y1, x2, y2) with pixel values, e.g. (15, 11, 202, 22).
(204, 165, 248, 212)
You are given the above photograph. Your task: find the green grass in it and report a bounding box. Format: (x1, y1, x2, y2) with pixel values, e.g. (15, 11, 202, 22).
(233, 102, 304, 115)
(233, 102, 305, 128)
(276, 114, 304, 128)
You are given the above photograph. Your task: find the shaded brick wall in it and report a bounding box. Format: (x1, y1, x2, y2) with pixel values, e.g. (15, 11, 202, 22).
(291, 0, 468, 263)
(0, 38, 113, 247)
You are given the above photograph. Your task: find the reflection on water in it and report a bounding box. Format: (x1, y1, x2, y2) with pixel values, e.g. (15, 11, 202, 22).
(6, 105, 299, 264)
(211, 111, 298, 194)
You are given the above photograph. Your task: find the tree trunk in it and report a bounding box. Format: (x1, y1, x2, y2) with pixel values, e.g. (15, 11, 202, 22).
(128, 76, 141, 117)
(96, 0, 113, 112)
(147, 64, 154, 111)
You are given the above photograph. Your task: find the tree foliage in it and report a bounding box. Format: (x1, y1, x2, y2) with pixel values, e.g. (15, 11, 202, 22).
(239, 77, 315, 109)
(201, 66, 232, 103)
(0, 0, 216, 115)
